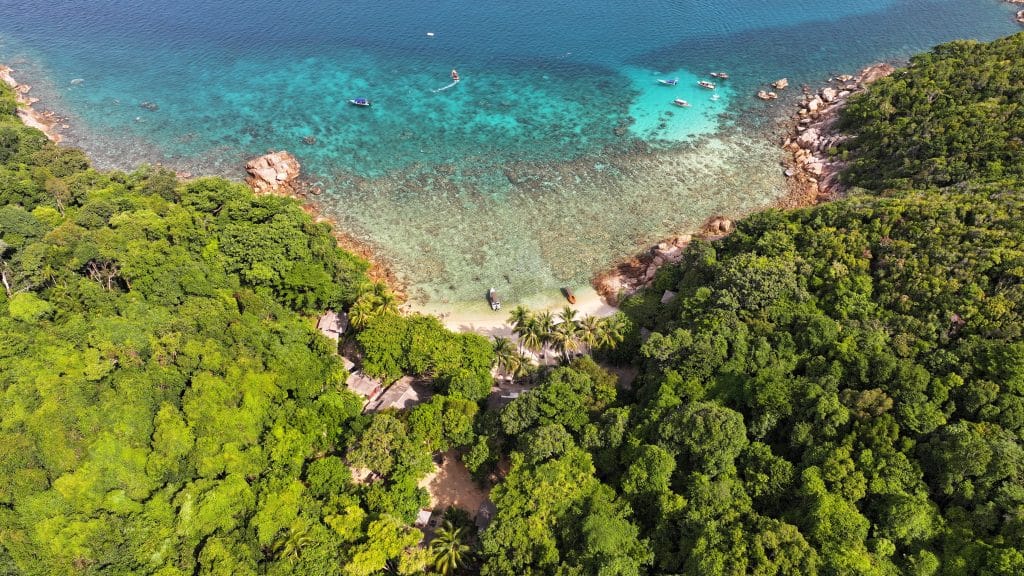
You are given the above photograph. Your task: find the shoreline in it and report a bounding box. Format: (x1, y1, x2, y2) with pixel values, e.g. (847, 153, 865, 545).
(589, 62, 898, 306)
(0, 57, 901, 336)
(0, 65, 63, 143)
(779, 63, 896, 202)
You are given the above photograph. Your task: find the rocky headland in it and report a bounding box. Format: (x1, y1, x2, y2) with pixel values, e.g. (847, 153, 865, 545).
(781, 63, 895, 204)
(593, 62, 897, 305)
(0, 66, 64, 143)
(244, 150, 406, 298)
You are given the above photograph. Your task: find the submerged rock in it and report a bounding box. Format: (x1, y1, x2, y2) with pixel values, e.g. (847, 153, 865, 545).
(139, 101, 159, 111)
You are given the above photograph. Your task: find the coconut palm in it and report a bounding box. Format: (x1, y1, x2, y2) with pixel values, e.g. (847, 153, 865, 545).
(347, 296, 374, 330)
(431, 520, 469, 575)
(534, 311, 556, 358)
(507, 305, 531, 333)
(492, 336, 517, 376)
(596, 315, 626, 350)
(511, 352, 533, 380)
(578, 315, 602, 354)
(508, 305, 533, 354)
(554, 320, 582, 362)
(518, 318, 543, 359)
(558, 305, 579, 327)
(270, 522, 313, 560)
(369, 283, 399, 316)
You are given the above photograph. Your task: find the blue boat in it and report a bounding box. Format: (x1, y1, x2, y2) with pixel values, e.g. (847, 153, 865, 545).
(349, 98, 371, 107)
(657, 77, 679, 86)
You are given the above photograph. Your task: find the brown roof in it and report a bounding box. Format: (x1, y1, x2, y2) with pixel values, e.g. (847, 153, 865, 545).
(365, 376, 432, 412)
(317, 310, 348, 339)
(346, 371, 383, 399)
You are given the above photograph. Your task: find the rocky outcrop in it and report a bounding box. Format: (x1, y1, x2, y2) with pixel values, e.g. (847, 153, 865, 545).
(1017, 9, 1024, 24)
(772, 78, 789, 90)
(782, 62, 896, 203)
(592, 213, 742, 303)
(0, 65, 63, 143)
(245, 150, 301, 195)
(593, 233, 693, 304)
(757, 90, 779, 100)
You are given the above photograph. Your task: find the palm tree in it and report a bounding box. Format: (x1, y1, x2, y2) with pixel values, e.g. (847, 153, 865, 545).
(270, 523, 313, 560)
(553, 320, 581, 362)
(558, 305, 579, 327)
(431, 520, 469, 575)
(374, 292, 398, 317)
(596, 316, 626, 350)
(511, 352, 532, 381)
(508, 305, 533, 354)
(534, 311, 556, 358)
(518, 319, 543, 360)
(348, 296, 374, 330)
(507, 305, 531, 333)
(492, 336, 517, 377)
(578, 315, 602, 355)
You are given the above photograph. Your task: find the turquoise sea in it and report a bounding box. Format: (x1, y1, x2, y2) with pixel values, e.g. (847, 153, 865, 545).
(1, 0, 1019, 307)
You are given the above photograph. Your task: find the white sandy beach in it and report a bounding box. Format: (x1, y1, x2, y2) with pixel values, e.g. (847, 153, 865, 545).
(411, 285, 619, 337)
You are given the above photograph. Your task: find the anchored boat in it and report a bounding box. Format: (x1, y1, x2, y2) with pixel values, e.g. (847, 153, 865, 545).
(710, 72, 729, 79)
(697, 80, 716, 90)
(673, 98, 691, 107)
(487, 288, 501, 311)
(657, 77, 679, 86)
(349, 98, 371, 107)
(561, 287, 577, 304)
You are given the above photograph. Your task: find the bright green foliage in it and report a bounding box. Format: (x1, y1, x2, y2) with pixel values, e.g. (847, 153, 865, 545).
(6, 291, 54, 321)
(357, 312, 494, 400)
(840, 33, 1024, 190)
(0, 84, 413, 575)
(6, 33, 1024, 575)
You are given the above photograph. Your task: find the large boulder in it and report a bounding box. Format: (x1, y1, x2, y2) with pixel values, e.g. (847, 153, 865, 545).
(245, 150, 301, 194)
(858, 63, 896, 85)
(797, 127, 820, 149)
(772, 78, 789, 90)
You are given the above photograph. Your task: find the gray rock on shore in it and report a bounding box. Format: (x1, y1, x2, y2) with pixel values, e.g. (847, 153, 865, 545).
(245, 151, 301, 195)
(783, 62, 896, 201)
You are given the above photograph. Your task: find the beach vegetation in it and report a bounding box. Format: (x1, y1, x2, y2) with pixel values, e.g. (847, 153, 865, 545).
(3, 32, 1024, 575)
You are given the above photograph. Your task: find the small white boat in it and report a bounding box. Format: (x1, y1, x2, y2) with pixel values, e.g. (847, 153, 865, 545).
(673, 98, 691, 108)
(349, 98, 371, 107)
(657, 77, 679, 86)
(697, 80, 716, 90)
(710, 72, 729, 79)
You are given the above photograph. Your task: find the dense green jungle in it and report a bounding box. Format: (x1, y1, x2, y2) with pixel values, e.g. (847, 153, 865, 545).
(0, 33, 1022, 576)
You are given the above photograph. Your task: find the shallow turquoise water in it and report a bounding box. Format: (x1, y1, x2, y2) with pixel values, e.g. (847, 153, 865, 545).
(1, 0, 1019, 305)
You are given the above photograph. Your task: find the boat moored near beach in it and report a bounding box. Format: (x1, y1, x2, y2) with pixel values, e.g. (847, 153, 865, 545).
(673, 98, 691, 107)
(657, 77, 679, 86)
(561, 287, 577, 304)
(487, 287, 501, 311)
(697, 80, 716, 90)
(349, 98, 372, 107)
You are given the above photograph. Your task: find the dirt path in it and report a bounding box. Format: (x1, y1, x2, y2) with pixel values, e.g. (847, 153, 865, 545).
(418, 451, 489, 516)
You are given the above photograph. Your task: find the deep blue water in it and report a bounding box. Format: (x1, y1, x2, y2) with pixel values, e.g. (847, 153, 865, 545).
(1, 0, 1019, 307)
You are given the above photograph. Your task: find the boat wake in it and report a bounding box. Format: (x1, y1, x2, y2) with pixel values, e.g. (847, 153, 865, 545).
(433, 79, 460, 93)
